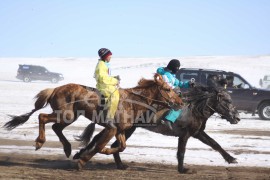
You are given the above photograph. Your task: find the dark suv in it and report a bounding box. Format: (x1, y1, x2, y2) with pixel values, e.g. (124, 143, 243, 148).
(16, 64, 64, 83)
(176, 68, 270, 120)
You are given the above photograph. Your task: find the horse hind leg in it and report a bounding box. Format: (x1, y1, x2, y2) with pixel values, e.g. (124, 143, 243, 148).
(35, 113, 58, 150)
(77, 127, 117, 170)
(111, 126, 136, 170)
(99, 132, 126, 155)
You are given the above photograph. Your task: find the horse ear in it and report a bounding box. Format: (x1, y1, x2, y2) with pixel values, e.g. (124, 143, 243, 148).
(154, 73, 163, 86)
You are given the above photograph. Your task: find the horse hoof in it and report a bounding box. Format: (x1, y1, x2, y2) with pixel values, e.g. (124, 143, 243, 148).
(228, 157, 238, 164)
(73, 152, 81, 160)
(178, 168, 195, 174)
(117, 164, 129, 170)
(64, 150, 71, 158)
(230, 159, 238, 164)
(35, 141, 43, 150)
(77, 160, 85, 171)
(64, 146, 72, 158)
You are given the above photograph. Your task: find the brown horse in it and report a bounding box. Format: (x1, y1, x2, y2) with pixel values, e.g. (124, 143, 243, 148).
(3, 74, 182, 161)
(75, 85, 240, 173)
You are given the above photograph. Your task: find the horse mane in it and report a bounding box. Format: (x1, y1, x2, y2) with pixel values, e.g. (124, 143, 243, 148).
(132, 74, 162, 89)
(133, 73, 170, 89)
(184, 85, 211, 102)
(184, 85, 218, 117)
(135, 78, 156, 88)
(184, 85, 228, 117)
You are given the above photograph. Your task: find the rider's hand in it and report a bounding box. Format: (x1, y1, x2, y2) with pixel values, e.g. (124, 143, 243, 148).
(189, 81, 195, 87)
(114, 75, 121, 81)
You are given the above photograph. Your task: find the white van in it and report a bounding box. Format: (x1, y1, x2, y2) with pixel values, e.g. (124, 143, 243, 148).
(259, 75, 270, 89)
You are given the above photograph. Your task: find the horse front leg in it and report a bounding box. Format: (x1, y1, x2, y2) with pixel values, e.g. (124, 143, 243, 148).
(111, 126, 136, 169)
(177, 131, 192, 174)
(52, 123, 72, 158)
(193, 131, 237, 164)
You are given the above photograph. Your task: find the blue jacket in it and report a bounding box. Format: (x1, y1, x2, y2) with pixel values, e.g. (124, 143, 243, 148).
(157, 67, 189, 89)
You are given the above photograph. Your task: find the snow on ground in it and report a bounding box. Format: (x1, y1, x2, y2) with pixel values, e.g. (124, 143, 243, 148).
(0, 56, 270, 167)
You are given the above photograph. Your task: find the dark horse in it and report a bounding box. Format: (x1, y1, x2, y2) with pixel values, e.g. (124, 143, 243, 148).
(75, 85, 240, 173)
(3, 74, 182, 163)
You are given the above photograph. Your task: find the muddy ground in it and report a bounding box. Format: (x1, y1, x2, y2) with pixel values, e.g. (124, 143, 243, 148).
(0, 152, 269, 180)
(0, 128, 270, 179)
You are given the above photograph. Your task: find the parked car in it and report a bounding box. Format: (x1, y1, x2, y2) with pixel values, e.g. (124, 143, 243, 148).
(176, 68, 270, 120)
(16, 64, 64, 83)
(259, 75, 270, 89)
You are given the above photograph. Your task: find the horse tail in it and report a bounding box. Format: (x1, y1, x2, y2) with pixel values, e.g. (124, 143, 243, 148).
(74, 123, 96, 146)
(3, 88, 55, 130)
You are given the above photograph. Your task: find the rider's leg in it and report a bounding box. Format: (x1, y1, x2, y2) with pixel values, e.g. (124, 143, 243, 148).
(105, 90, 120, 129)
(161, 109, 183, 130)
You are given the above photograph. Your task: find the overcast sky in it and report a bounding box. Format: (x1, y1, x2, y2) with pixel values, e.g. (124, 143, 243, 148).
(0, 0, 269, 58)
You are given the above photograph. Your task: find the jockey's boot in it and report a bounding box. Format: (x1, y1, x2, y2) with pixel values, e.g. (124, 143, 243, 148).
(106, 118, 117, 129)
(161, 119, 173, 130)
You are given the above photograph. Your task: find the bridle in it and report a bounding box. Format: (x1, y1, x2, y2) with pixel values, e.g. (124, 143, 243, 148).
(157, 86, 179, 107)
(204, 93, 233, 120)
(187, 91, 232, 119)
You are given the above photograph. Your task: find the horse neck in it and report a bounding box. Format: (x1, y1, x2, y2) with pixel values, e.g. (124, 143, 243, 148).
(127, 84, 158, 102)
(191, 95, 215, 120)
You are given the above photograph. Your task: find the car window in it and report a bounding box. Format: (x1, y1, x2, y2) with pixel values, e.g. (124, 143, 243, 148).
(33, 66, 46, 73)
(178, 71, 199, 82)
(264, 75, 270, 81)
(40, 67, 47, 72)
(225, 75, 249, 89)
(199, 72, 224, 86)
(22, 66, 30, 70)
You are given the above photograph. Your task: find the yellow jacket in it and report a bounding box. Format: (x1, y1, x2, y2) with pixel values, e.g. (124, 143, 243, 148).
(94, 60, 118, 94)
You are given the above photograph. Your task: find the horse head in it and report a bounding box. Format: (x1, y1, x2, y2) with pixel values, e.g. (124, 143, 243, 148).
(154, 73, 183, 109)
(213, 89, 240, 124)
(185, 86, 240, 124)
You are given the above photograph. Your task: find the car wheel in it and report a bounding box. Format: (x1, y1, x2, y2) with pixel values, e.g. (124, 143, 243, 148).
(23, 77, 31, 82)
(51, 78, 58, 83)
(258, 103, 270, 120)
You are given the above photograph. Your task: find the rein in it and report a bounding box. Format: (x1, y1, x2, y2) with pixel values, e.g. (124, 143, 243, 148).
(187, 93, 225, 118)
(205, 102, 223, 117)
(125, 88, 173, 109)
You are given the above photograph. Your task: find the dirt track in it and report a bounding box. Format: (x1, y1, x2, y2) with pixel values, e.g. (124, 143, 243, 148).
(0, 128, 270, 179)
(0, 153, 269, 180)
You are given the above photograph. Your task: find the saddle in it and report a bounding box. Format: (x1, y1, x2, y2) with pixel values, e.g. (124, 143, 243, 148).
(83, 86, 107, 111)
